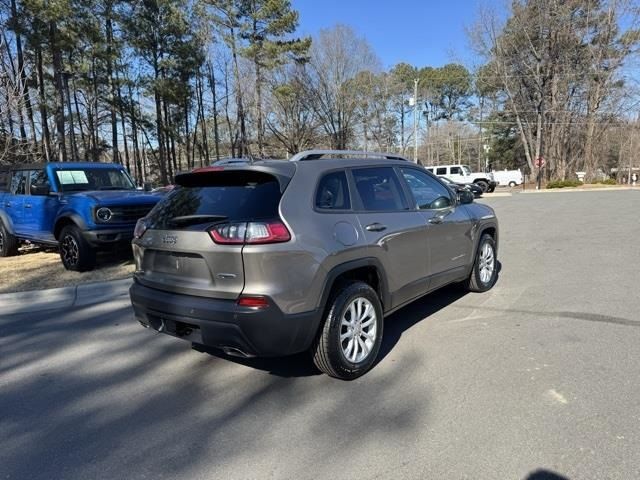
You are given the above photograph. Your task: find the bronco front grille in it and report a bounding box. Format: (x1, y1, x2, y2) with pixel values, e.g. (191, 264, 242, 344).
(96, 204, 156, 224)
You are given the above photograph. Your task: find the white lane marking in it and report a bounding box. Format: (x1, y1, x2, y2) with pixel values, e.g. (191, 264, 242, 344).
(548, 389, 568, 404)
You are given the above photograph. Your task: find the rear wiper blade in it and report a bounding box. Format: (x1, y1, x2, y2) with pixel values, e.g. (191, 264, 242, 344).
(167, 214, 228, 227)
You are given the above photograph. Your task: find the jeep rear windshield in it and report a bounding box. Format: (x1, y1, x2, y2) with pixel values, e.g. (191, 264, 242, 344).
(54, 168, 136, 192)
(145, 171, 282, 230)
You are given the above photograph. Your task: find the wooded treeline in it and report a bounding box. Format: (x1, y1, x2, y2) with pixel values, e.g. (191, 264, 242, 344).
(0, 0, 638, 184)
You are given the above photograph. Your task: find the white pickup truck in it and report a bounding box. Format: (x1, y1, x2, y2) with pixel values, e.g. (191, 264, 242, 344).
(492, 169, 524, 187)
(425, 164, 497, 192)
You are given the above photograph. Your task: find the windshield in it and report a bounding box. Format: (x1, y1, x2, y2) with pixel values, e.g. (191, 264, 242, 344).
(55, 168, 136, 192)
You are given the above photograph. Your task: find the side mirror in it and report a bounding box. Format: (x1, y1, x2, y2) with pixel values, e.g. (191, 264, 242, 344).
(31, 183, 50, 196)
(143, 182, 152, 192)
(458, 189, 474, 205)
(430, 195, 453, 210)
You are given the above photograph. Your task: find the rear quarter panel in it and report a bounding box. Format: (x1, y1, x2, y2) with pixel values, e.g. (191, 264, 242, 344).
(242, 163, 370, 315)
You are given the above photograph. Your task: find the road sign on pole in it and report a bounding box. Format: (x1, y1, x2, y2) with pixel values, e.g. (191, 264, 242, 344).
(535, 157, 546, 169)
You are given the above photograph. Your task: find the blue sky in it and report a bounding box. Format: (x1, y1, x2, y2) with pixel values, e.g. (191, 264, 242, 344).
(293, 0, 497, 69)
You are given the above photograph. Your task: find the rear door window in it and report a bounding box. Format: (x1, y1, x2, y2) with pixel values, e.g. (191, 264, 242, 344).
(28, 169, 49, 194)
(352, 167, 406, 212)
(10, 171, 28, 195)
(146, 171, 282, 230)
(315, 171, 350, 210)
(436, 167, 447, 176)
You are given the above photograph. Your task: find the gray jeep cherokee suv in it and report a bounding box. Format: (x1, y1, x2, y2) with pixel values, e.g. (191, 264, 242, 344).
(129, 150, 499, 380)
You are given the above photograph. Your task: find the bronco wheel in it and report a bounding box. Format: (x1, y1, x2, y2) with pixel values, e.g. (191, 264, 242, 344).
(475, 180, 489, 192)
(313, 281, 384, 380)
(59, 225, 96, 271)
(466, 234, 498, 293)
(0, 219, 19, 257)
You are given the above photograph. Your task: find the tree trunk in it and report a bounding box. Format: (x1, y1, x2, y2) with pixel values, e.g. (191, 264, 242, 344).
(115, 68, 130, 173)
(128, 82, 142, 184)
(2, 29, 27, 142)
(229, 25, 247, 156)
(72, 76, 88, 159)
(184, 97, 191, 169)
(36, 48, 51, 162)
(223, 62, 236, 158)
(49, 21, 68, 162)
(105, 2, 119, 164)
(11, 0, 36, 144)
(207, 61, 220, 161)
(63, 72, 78, 160)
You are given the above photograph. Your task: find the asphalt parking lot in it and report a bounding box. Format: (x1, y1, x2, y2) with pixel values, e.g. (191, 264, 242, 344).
(1, 190, 639, 480)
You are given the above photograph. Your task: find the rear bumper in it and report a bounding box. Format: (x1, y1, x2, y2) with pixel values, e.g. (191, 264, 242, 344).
(82, 227, 134, 246)
(129, 280, 323, 357)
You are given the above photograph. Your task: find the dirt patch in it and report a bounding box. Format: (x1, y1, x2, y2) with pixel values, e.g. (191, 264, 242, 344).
(0, 246, 134, 294)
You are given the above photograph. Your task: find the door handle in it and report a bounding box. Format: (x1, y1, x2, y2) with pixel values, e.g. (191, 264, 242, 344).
(428, 216, 444, 224)
(4, 202, 10, 208)
(365, 223, 387, 232)
(24, 203, 32, 208)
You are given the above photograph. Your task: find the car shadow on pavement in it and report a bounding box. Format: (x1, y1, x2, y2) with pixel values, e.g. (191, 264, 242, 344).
(191, 345, 322, 378)
(377, 260, 502, 365)
(525, 469, 570, 480)
(187, 262, 503, 378)
(1, 300, 425, 480)
(376, 284, 468, 364)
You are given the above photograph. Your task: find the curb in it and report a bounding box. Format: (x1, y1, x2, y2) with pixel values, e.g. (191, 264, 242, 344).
(0, 278, 132, 316)
(520, 186, 639, 194)
(482, 192, 512, 197)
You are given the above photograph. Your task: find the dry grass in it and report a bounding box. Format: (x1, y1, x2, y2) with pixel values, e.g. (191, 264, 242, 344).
(0, 245, 134, 294)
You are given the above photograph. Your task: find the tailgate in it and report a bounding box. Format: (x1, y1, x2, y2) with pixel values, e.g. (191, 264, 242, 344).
(133, 169, 286, 300)
(135, 229, 244, 299)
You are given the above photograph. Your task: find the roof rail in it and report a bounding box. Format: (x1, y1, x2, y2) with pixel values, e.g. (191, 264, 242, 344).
(289, 149, 409, 162)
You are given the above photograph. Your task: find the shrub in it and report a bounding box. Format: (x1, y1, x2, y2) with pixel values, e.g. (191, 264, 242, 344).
(592, 178, 617, 185)
(546, 179, 583, 189)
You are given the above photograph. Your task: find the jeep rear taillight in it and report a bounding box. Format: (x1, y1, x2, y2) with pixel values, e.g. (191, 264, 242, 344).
(209, 221, 290, 245)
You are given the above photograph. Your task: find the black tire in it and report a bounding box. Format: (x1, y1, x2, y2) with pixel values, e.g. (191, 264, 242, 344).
(475, 180, 489, 192)
(508, 181, 517, 188)
(0, 219, 19, 257)
(59, 225, 96, 271)
(466, 234, 498, 293)
(312, 281, 384, 380)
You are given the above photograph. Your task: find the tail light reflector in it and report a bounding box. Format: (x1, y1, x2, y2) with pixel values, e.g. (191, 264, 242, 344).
(237, 295, 270, 309)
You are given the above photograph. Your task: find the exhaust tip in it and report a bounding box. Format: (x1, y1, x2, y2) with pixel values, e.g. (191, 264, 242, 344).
(222, 346, 255, 358)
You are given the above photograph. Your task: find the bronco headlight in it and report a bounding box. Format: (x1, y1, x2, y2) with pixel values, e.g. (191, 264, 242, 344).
(96, 207, 113, 223)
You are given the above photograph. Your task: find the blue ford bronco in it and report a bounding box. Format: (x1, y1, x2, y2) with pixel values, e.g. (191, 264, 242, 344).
(0, 162, 159, 271)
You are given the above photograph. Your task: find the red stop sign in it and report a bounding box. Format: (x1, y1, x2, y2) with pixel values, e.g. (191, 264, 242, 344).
(535, 157, 545, 168)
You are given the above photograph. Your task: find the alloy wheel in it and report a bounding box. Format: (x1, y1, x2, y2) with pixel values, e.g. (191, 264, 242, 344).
(479, 242, 495, 284)
(61, 234, 80, 267)
(340, 297, 377, 363)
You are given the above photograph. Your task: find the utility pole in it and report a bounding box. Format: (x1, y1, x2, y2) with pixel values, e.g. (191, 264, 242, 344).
(413, 78, 419, 163)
